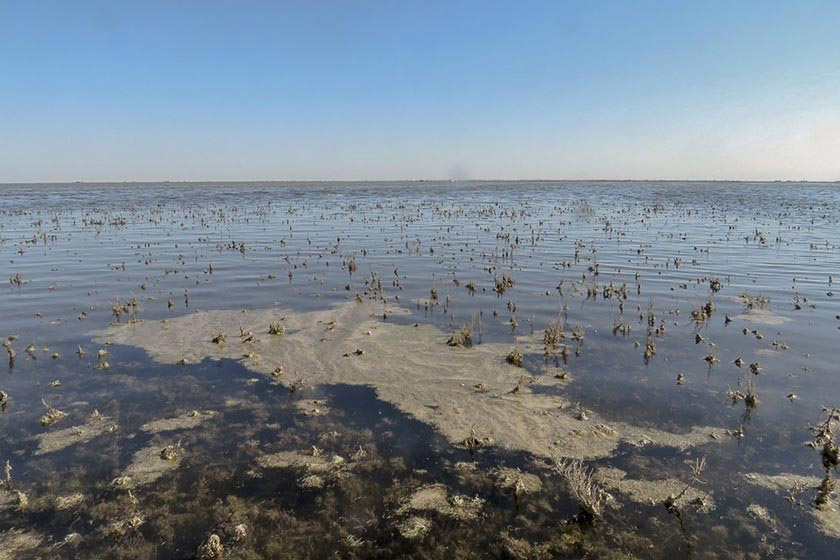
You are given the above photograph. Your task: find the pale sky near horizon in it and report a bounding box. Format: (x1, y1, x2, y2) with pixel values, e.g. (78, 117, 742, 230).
(2, 1, 839, 183)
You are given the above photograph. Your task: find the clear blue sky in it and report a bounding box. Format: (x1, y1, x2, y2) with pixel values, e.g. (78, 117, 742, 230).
(2, 0, 839, 182)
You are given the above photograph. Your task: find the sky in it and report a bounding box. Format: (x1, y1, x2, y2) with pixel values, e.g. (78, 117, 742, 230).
(1, 0, 839, 182)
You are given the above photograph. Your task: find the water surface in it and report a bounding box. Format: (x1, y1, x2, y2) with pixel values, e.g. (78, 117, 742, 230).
(2, 181, 839, 558)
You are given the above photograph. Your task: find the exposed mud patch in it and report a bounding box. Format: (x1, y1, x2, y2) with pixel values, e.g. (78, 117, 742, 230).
(595, 467, 715, 510)
(95, 302, 727, 462)
(116, 441, 183, 489)
(744, 472, 840, 538)
(396, 483, 484, 521)
(733, 308, 790, 326)
(255, 449, 345, 473)
(33, 414, 116, 455)
(494, 467, 543, 495)
(140, 410, 216, 434)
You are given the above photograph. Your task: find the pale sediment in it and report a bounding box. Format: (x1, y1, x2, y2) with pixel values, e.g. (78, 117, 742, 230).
(595, 467, 714, 510)
(256, 450, 344, 473)
(94, 301, 726, 461)
(116, 442, 183, 489)
(140, 410, 216, 434)
(743, 472, 840, 538)
(33, 414, 115, 455)
(396, 483, 484, 521)
(732, 308, 790, 326)
(494, 467, 543, 495)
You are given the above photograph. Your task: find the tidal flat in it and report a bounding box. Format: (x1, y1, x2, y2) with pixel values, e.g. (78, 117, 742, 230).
(2, 180, 840, 558)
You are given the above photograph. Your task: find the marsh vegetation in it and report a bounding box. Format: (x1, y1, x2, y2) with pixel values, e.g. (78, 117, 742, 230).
(1, 180, 839, 558)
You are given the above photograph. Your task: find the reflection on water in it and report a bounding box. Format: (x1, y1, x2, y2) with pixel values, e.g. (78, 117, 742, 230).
(1, 181, 840, 558)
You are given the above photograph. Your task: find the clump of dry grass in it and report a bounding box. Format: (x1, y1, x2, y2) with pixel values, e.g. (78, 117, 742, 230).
(494, 273, 515, 295)
(197, 534, 223, 559)
(160, 442, 181, 461)
(268, 322, 286, 336)
(509, 374, 537, 394)
(740, 293, 769, 310)
(643, 336, 656, 361)
(727, 374, 758, 408)
(612, 317, 631, 336)
(555, 458, 612, 521)
(111, 297, 131, 322)
(506, 347, 524, 367)
(463, 425, 491, 453)
(447, 324, 473, 348)
(39, 399, 67, 426)
(664, 456, 708, 512)
(543, 322, 565, 356)
(809, 407, 840, 510)
(346, 256, 357, 274)
(690, 299, 715, 323)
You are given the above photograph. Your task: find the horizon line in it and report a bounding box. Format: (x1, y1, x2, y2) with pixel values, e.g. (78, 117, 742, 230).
(2, 177, 839, 186)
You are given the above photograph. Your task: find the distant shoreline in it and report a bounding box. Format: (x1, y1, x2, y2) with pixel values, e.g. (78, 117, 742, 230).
(2, 178, 839, 186)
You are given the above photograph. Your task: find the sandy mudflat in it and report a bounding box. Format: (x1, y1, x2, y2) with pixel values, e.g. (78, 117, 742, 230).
(744, 472, 840, 537)
(33, 414, 115, 455)
(95, 301, 724, 461)
(117, 442, 183, 489)
(595, 467, 714, 509)
(140, 410, 216, 434)
(732, 308, 790, 326)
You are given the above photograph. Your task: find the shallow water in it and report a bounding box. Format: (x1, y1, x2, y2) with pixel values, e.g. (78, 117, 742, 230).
(2, 181, 840, 558)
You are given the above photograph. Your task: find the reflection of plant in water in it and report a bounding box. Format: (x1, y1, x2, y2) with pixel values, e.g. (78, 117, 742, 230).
(809, 407, 840, 509)
(726, 372, 759, 439)
(3, 460, 11, 491)
(664, 456, 708, 556)
(3, 338, 14, 370)
(643, 336, 656, 362)
(727, 373, 759, 409)
(571, 325, 585, 356)
(612, 317, 631, 336)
